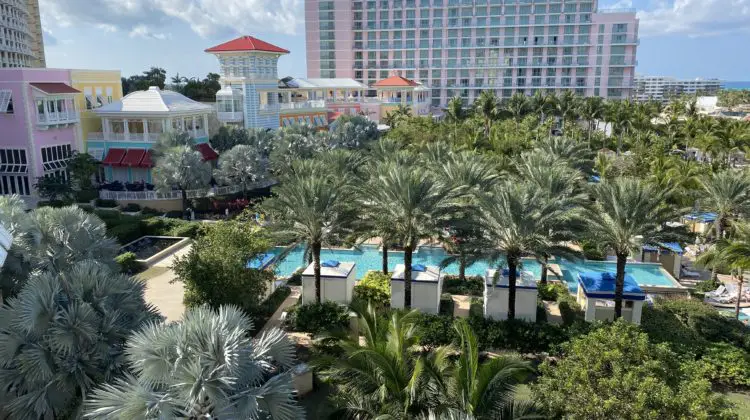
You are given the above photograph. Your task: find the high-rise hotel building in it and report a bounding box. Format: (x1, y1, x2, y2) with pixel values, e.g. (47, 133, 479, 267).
(305, 0, 638, 107)
(0, 0, 45, 68)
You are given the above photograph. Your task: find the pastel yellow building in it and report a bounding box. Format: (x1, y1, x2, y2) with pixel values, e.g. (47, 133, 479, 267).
(69, 69, 123, 152)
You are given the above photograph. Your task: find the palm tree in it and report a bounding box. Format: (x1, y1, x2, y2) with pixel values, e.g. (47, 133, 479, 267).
(384, 104, 413, 128)
(585, 179, 681, 318)
(695, 225, 750, 319)
(0, 261, 160, 420)
(476, 181, 582, 319)
(554, 90, 580, 136)
(360, 162, 459, 309)
(474, 90, 499, 139)
(85, 305, 302, 419)
(445, 96, 467, 140)
(503, 93, 529, 126)
(578, 96, 604, 149)
(213, 144, 267, 196)
(152, 145, 212, 211)
(317, 305, 535, 419)
(534, 135, 595, 175)
(529, 91, 554, 126)
(699, 171, 750, 241)
(0, 200, 119, 298)
(264, 159, 354, 303)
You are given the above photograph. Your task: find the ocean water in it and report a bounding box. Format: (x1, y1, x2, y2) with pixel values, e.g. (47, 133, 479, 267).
(724, 81, 750, 90)
(267, 245, 680, 292)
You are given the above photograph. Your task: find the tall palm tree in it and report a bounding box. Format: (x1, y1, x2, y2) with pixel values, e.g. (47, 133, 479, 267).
(360, 162, 460, 309)
(0, 261, 160, 420)
(585, 179, 681, 318)
(554, 90, 580, 136)
(264, 159, 355, 303)
(477, 181, 582, 319)
(152, 145, 212, 211)
(474, 90, 499, 139)
(85, 305, 302, 419)
(534, 135, 595, 175)
(578, 96, 604, 149)
(699, 171, 750, 241)
(503, 93, 529, 126)
(529, 91, 554, 126)
(445, 96, 468, 141)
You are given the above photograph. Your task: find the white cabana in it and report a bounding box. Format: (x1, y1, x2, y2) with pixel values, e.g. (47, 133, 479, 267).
(576, 272, 646, 325)
(391, 264, 442, 314)
(302, 260, 356, 305)
(484, 269, 538, 322)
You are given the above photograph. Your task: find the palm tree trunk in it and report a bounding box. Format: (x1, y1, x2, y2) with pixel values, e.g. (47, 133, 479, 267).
(614, 253, 627, 319)
(712, 220, 725, 281)
(736, 275, 744, 319)
(312, 241, 322, 303)
(459, 253, 466, 282)
(382, 243, 389, 274)
(540, 255, 548, 284)
(181, 189, 188, 215)
(507, 255, 518, 321)
(404, 245, 413, 309)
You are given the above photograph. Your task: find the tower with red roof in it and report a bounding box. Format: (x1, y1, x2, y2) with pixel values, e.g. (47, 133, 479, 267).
(205, 36, 290, 130)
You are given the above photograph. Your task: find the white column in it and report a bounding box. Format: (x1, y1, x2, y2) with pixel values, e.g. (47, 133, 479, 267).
(584, 298, 596, 323)
(191, 116, 197, 137)
(102, 118, 110, 137)
(123, 119, 129, 141)
(202, 115, 209, 136)
(142, 119, 149, 141)
(631, 300, 644, 325)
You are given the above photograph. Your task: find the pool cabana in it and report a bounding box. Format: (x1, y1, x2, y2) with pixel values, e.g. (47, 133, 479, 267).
(391, 264, 442, 314)
(484, 269, 538, 322)
(639, 242, 683, 278)
(682, 212, 717, 235)
(302, 260, 356, 305)
(576, 272, 646, 325)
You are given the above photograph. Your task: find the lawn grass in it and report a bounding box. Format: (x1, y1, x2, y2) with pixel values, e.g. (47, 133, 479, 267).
(726, 392, 750, 419)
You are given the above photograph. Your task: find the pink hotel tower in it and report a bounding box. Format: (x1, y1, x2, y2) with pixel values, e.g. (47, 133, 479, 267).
(305, 0, 638, 107)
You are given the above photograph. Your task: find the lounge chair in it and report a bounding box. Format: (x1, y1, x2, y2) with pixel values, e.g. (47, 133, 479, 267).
(681, 267, 701, 278)
(705, 285, 727, 298)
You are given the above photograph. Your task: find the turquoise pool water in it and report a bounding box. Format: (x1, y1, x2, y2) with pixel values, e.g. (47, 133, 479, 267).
(268, 245, 680, 291)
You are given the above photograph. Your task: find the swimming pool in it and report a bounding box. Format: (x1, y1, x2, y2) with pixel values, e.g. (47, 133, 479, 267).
(267, 244, 682, 292)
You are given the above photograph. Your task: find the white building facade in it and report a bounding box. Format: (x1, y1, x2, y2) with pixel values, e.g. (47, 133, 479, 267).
(634, 75, 723, 103)
(0, 0, 44, 68)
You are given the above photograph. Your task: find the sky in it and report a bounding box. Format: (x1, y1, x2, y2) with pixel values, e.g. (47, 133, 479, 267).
(40, 0, 750, 82)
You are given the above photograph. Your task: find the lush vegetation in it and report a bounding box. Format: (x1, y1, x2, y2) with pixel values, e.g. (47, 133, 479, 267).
(285, 300, 351, 335)
(352, 270, 391, 308)
(172, 222, 275, 315)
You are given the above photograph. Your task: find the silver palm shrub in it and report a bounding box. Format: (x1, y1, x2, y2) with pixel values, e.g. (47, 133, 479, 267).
(0, 197, 119, 298)
(213, 144, 268, 195)
(0, 261, 160, 419)
(84, 305, 303, 419)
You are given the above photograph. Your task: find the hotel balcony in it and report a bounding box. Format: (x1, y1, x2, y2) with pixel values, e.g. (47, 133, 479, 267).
(87, 130, 206, 142)
(260, 100, 326, 112)
(37, 111, 79, 128)
(217, 111, 244, 122)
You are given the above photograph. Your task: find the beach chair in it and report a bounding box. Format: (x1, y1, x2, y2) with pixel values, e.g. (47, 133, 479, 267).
(705, 285, 727, 298)
(681, 267, 701, 278)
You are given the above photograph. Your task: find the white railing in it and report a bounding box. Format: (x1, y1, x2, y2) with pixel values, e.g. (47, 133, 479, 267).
(217, 111, 244, 122)
(38, 111, 79, 125)
(99, 179, 277, 201)
(261, 100, 326, 111)
(87, 131, 186, 142)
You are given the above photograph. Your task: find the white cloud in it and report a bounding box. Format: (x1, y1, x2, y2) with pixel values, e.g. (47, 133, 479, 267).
(637, 0, 750, 37)
(129, 24, 171, 40)
(40, 0, 301, 37)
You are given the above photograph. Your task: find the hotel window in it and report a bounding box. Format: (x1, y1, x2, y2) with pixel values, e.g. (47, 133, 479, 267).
(0, 89, 13, 114)
(106, 87, 113, 104)
(41, 144, 72, 175)
(84, 87, 95, 110)
(95, 88, 106, 108)
(0, 149, 30, 196)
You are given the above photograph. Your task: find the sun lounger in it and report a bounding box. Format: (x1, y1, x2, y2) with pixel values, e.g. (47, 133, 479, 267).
(681, 268, 701, 278)
(705, 285, 727, 298)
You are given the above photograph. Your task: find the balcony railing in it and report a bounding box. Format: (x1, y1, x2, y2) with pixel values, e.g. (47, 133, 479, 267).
(99, 179, 277, 201)
(37, 111, 79, 126)
(217, 111, 244, 122)
(260, 100, 326, 111)
(87, 131, 203, 142)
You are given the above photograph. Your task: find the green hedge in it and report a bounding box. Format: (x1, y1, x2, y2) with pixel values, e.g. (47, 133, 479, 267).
(285, 301, 350, 335)
(687, 343, 750, 388)
(442, 275, 484, 296)
(439, 293, 455, 315)
(537, 283, 568, 302)
(352, 271, 391, 309)
(115, 252, 145, 274)
(95, 198, 118, 208)
(121, 203, 142, 212)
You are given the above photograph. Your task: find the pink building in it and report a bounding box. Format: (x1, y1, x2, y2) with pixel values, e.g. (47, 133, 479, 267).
(0, 69, 81, 200)
(305, 0, 638, 107)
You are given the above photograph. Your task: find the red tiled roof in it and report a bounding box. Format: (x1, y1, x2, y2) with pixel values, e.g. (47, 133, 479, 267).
(139, 150, 154, 168)
(196, 143, 219, 161)
(373, 76, 418, 87)
(205, 36, 289, 54)
(101, 148, 126, 166)
(120, 149, 146, 167)
(30, 82, 80, 94)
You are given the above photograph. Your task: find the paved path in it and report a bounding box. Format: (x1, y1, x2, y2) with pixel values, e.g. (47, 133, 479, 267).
(452, 295, 471, 318)
(260, 285, 302, 333)
(139, 244, 191, 322)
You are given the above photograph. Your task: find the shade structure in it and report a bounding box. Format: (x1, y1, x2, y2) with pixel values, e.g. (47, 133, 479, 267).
(101, 148, 126, 166)
(120, 149, 146, 167)
(29, 82, 80, 94)
(196, 143, 219, 161)
(577, 272, 645, 301)
(139, 150, 154, 168)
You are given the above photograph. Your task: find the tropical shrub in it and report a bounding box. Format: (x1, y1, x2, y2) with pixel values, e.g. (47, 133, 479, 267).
(442, 275, 484, 296)
(286, 268, 303, 285)
(416, 312, 458, 347)
(85, 305, 303, 419)
(75, 188, 99, 203)
(352, 270, 391, 308)
(120, 202, 141, 212)
(115, 251, 145, 274)
(0, 261, 160, 419)
(695, 277, 722, 293)
(140, 206, 162, 215)
(95, 198, 118, 208)
(556, 289, 584, 326)
(537, 282, 568, 301)
(250, 286, 292, 333)
(533, 321, 737, 419)
(468, 316, 570, 353)
(686, 343, 750, 388)
(172, 222, 274, 315)
(168, 220, 203, 238)
(440, 293, 455, 315)
(285, 301, 350, 335)
(108, 222, 144, 244)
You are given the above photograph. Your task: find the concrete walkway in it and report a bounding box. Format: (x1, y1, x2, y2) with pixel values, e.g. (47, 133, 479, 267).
(452, 295, 471, 318)
(260, 285, 301, 333)
(139, 245, 191, 322)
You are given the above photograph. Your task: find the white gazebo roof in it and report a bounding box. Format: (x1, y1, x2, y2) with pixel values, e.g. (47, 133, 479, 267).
(485, 269, 537, 288)
(216, 86, 242, 97)
(95, 86, 213, 115)
(302, 261, 355, 278)
(283, 78, 367, 90)
(391, 264, 441, 283)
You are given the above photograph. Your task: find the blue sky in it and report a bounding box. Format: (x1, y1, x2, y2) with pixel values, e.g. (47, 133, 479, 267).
(41, 0, 750, 81)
